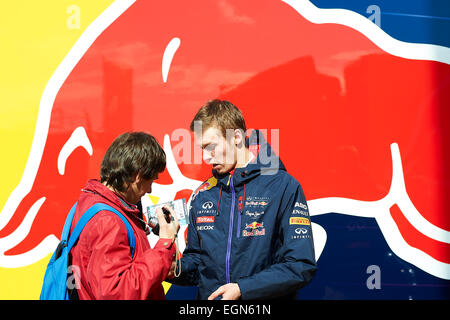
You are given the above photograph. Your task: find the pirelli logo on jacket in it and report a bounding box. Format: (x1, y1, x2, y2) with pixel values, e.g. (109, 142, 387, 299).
(289, 217, 310, 226)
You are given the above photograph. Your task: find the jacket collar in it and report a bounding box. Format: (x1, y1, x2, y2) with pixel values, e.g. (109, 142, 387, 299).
(81, 179, 140, 216)
(213, 129, 285, 189)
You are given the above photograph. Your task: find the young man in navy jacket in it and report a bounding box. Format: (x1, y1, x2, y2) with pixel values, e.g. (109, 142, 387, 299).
(170, 99, 317, 300)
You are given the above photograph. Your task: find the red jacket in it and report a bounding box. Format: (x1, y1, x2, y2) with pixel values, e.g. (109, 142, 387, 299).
(69, 179, 175, 300)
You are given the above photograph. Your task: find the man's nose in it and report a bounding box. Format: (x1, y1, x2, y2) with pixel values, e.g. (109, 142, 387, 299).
(203, 150, 212, 164)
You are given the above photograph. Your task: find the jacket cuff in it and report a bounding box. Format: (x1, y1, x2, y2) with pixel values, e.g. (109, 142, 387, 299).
(236, 278, 249, 300)
(155, 238, 176, 257)
(155, 237, 174, 249)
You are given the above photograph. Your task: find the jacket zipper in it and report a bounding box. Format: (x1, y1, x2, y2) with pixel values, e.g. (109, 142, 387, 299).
(225, 176, 235, 284)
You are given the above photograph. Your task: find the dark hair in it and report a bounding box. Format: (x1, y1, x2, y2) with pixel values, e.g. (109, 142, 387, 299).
(100, 132, 166, 192)
(189, 99, 246, 138)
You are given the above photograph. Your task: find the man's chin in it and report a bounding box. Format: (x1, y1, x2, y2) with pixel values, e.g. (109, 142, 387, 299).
(212, 164, 234, 176)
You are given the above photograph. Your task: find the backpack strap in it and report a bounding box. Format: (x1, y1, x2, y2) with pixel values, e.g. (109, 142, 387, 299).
(60, 203, 78, 243)
(66, 203, 136, 257)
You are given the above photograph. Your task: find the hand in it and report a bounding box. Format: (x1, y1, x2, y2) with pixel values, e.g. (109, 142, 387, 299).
(166, 260, 177, 279)
(208, 283, 241, 300)
(156, 206, 180, 241)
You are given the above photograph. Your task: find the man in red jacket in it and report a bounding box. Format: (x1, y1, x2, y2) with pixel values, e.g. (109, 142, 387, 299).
(69, 132, 179, 299)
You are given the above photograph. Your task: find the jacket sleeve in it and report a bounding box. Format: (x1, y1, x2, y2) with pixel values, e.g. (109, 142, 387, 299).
(81, 212, 175, 300)
(167, 196, 201, 286)
(237, 177, 317, 299)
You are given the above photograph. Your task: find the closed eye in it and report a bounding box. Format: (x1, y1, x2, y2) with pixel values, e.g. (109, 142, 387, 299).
(203, 143, 216, 152)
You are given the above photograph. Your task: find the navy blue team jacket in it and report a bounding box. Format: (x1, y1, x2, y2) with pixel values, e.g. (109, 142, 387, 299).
(171, 130, 317, 299)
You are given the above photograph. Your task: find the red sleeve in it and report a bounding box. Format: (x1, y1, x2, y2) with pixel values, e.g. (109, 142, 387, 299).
(82, 212, 175, 299)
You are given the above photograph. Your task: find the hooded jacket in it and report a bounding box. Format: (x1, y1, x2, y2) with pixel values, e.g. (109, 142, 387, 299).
(69, 179, 175, 300)
(172, 130, 317, 299)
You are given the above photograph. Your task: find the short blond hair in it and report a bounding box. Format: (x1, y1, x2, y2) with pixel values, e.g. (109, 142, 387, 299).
(190, 99, 246, 138)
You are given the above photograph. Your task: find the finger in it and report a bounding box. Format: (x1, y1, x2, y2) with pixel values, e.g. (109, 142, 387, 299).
(208, 286, 225, 300)
(163, 205, 177, 222)
(163, 205, 181, 232)
(155, 207, 169, 226)
(163, 205, 175, 215)
(166, 262, 176, 279)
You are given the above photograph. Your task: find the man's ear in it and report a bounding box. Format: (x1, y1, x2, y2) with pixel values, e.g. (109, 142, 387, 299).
(133, 171, 142, 184)
(234, 129, 245, 147)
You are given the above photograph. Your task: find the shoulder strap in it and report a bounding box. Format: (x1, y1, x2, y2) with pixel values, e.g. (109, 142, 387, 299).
(66, 203, 136, 257)
(60, 203, 78, 243)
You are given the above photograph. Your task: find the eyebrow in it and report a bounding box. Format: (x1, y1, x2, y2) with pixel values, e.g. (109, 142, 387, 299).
(201, 142, 213, 149)
(200, 139, 213, 149)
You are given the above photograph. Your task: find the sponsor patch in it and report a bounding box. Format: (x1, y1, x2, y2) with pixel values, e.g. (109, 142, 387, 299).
(289, 217, 310, 225)
(192, 177, 217, 201)
(245, 221, 264, 230)
(244, 210, 265, 219)
(294, 202, 308, 210)
(197, 225, 214, 231)
(242, 221, 265, 237)
(291, 209, 309, 216)
(245, 200, 269, 207)
(245, 196, 270, 208)
(243, 228, 266, 237)
(202, 201, 214, 209)
(291, 227, 311, 239)
(196, 216, 215, 223)
(197, 201, 216, 215)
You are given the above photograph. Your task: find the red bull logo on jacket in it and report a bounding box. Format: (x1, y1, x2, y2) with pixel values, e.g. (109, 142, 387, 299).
(243, 222, 265, 237)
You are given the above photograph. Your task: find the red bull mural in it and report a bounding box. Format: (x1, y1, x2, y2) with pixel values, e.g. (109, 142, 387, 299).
(0, 0, 449, 299)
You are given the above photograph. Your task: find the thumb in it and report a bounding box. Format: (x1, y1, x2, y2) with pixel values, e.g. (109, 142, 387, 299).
(208, 285, 225, 300)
